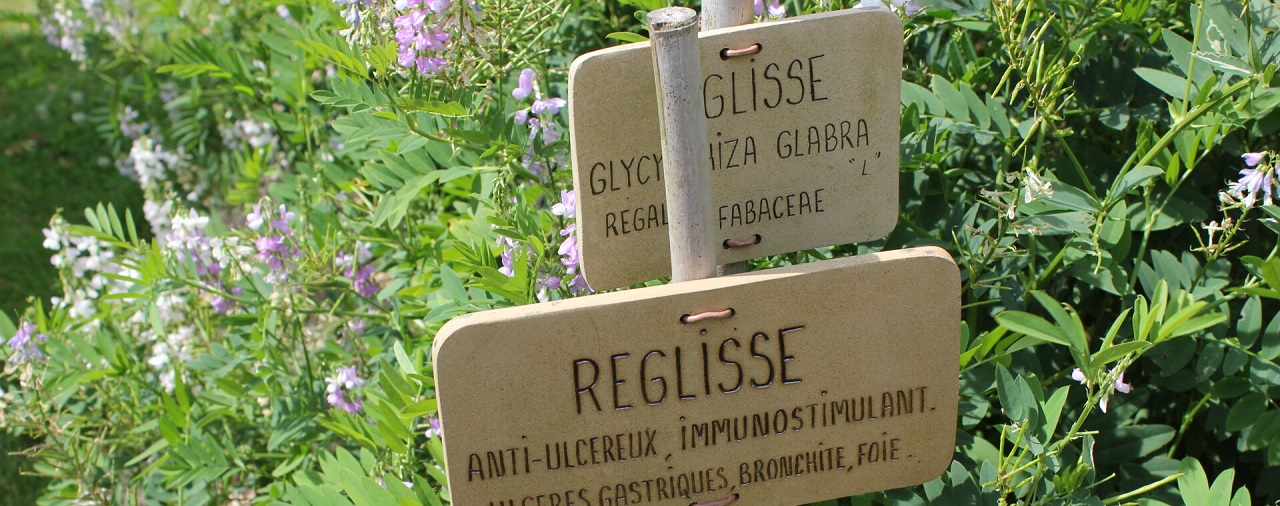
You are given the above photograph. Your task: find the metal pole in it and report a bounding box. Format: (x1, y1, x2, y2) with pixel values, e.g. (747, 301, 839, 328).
(648, 7, 717, 283)
(704, 0, 754, 276)
(702, 0, 754, 30)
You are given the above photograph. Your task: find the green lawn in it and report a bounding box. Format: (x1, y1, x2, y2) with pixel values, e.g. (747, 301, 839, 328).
(0, 18, 144, 318)
(1, 9, 143, 501)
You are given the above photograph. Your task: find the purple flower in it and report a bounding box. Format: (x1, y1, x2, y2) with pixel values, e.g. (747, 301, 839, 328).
(425, 416, 442, 438)
(498, 247, 516, 277)
(247, 204, 265, 230)
(393, 5, 452, 76)
(550, 190, 575, 217)
(512, 68, 535, 100)
(767, 0, 785, 18)
(353, 264, 379, 297)
(271, 204, 297, 235)
(1228, 167, 1274, 207)
(7, 321, 49, 363)
(538, 275, 562, 290)
(496, 235, 520, 277)
(211, 296, 234, 313)
(347, 318, 367, 335)
(1243, 152, 1265, 167)
(531, 98, 566, 116)
(326, 366, 366, 414)
(255, 236, 287, 269)
(558, 225, 580, 270)
(754, 0, 785, 18)
(569, 273, 591, 294)
(424, 0, 452, 14)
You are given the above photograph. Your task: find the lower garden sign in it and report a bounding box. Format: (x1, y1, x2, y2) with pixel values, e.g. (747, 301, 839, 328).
(432, 247, 960, 505)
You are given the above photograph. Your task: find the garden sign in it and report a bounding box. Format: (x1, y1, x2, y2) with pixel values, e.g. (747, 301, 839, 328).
(433, 248, 960, 505)
(433, 5, 959, 505)
(568, 7, 903, 290)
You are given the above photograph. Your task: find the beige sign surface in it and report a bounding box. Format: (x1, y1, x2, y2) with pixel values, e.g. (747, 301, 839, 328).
(433, 247, 959, 505)
(568, 8, 903, 290)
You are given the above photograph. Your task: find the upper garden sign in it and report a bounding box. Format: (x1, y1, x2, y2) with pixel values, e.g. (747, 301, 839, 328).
(569, 7, 903, 290)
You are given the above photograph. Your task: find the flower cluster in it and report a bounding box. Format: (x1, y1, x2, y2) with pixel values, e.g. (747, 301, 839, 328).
(326, 366, 366, 413)
(118, 105, 149, 139)
(41, 2, 86, 62)
(1228, 151, 1275, 208)
(754, 0, 786, 19)
(394, 0, 454, 75)
(220, 118, 278, 152)
(335, 241, 381, 298)
(1071, 367, 1132, 413)
(43, 215, 138, 321)
(7, 322, 50, 365)
(147, 324, 195, 392)
(119, 137, 183, 196)
(551, 190, 590, 294)
(167, 209, 251, 313)
(511, 68, 566, 175)
(248, 202, 303, 285)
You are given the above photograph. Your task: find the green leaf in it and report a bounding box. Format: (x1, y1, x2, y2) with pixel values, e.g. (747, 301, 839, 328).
(617, 0, 666, 10)
(996, 368, 1036, 422)
(1238, 297, 1263, 347)
(1225, 392, 1267, 431)
(1135, 67, 1194, 100)
(902, 81, 946, 116)
(930, 75, 970, 121)
(125, 439, 169, 467)
(1259, 257, 1280, 291)
(1231, 486, 1253, 506)
(1207, 468, 1235, 506)
(401, 99, 468, 117)
(1261, 314, 1280, 360)
(394, 340, 418, 376)
(401, 399, 438, 419)
(1029, 291, 1089, 367)
(1041, 386, 1069, 438)
(1092, 341, 1153, 367)
(606, 32, 649, 43)
(995, 312, 1069, 346)
(1088, 428, 1174, 470)
(156, 62, 230, 79)
(1178, 458, 1209, 505)
(1107, 166, 1163, 206)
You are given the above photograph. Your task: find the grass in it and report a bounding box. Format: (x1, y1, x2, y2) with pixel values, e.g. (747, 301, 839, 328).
(0, 21, 144, 317)
(1, 8, 144, 502)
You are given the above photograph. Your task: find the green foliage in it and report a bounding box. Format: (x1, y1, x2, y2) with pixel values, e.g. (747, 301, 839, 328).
(1, 0, 1279, 504)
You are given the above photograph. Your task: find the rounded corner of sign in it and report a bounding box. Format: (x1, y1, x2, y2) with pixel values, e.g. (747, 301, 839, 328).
(869, 7, 907, 31)
(567, 53, 593, 78)
(577, 262, 611, 294)
(431, 318, 470, 363)
(569, 45, 630, 78)
(909, 246, 962, 276)
(916, 433, 959, 485)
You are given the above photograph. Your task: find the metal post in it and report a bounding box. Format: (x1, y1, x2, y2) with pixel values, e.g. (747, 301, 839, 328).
(648, 7, 717, 283)
(702, 0, 754, 30)
(704, 0, 755, 276)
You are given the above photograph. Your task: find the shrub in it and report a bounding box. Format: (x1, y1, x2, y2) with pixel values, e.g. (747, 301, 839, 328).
(2, 0, 1278, 504)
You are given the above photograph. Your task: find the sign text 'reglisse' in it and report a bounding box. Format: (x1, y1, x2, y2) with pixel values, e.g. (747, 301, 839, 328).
(432, 247, 960, 505)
